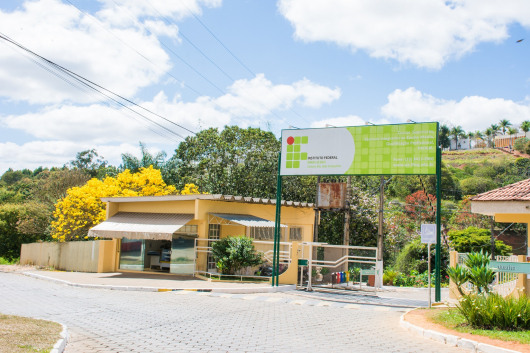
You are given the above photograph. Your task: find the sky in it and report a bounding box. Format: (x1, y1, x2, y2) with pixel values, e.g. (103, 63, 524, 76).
(1, 0, 530, 173)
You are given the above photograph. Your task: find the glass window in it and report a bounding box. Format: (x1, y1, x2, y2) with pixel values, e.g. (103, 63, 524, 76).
(119, 238, 144, 271)
(289, 227, 303, 241)
(176, 225, 198, 234)
(208, 224, 220, 239)
(170, 234, 196, 275)
(250, 227, 274, 240)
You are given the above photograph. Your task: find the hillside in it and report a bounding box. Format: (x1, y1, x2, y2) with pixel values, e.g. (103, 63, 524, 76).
(442, 148, 516, 168)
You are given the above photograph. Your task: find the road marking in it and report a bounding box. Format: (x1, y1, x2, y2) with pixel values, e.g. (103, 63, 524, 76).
(265, 297, 282, 302)
(316, 302, 333, 307)
(344, 304, 361, 309)
(290, 300, 307, 305)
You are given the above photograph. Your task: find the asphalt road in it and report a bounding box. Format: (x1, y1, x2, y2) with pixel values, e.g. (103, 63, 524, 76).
(0, 273, 463, 353)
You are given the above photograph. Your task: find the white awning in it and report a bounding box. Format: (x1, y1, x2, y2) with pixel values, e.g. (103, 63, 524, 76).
(209, 213, 286, 228)
(88, 212, 195, 240)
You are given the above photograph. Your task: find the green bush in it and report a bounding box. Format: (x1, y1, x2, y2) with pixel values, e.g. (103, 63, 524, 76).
(448, 227, 512, 255)
(447, 264, 469, 296)
(383, 270, 399, 285)
(393, 239, 448, 275)
(460, 177, 497, 195)
(211, 236, 262, 275)
(457, 293, 530, 330)
(514, 138, 530, 152)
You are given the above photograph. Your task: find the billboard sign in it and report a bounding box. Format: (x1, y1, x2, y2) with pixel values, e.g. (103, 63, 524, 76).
(280, 123, 437, 176)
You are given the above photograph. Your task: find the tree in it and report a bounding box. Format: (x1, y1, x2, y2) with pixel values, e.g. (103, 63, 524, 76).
(439, 124, 451, 149)
(51, 166, 198, 241)
(450, 126, 465, 150)
(521, 120, 530, 134)
(211, 236, 262, 275)
(484, 128, 493, 148)
(1, 169, 25, 185)
(448, 227, 511, 255)
(507, 127, 519, 148)
(120, 142, 179, 184)
(69, 149, 108, 178)
(499, 119, 512, 135)
(0, 204, 43, 260)
(473, 130, 484, 148)
(17, 169, 90, 237)
(449, 197, 490, 230)
(460, 177, 497, 195)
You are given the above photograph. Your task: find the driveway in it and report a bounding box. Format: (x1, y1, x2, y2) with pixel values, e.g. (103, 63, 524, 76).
(0, 273, 462, 353)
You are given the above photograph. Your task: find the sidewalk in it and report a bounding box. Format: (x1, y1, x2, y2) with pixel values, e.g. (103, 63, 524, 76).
(22, 270, 294, 293)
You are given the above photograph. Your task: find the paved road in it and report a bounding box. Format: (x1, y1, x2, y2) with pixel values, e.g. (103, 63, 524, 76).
(0, 273, 463, 353)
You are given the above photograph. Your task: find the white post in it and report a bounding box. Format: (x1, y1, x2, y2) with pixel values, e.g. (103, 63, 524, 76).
(307, 243, 313, 291)
(427, 243, 431, 309)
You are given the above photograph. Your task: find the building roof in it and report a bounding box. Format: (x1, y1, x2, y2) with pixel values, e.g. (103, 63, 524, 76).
(470, 178, 530, 201)
(100, 194, 315, 208)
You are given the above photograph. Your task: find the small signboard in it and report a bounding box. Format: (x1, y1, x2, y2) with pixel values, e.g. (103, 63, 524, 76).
(361, 269, 377, 276)
(421, 224, 437, 244)
(489, 261, 530, 274)
(298, 259, 309, 266)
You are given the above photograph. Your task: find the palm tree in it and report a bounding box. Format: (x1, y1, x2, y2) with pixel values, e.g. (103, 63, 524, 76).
(439, 124, 451, 149)
(474, 130, 484, 148)
(499, 119, 512, 135)
(450, 126, 465, 150)
(484, 128, 493, 148)
(490, 124, 500, 147)
(507, 127, 519, 149)
(467, 131, 475, 149)
(520, 120, 530, 135)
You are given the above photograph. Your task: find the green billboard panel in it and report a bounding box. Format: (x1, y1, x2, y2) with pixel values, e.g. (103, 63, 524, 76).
(280, 122, 438, 176)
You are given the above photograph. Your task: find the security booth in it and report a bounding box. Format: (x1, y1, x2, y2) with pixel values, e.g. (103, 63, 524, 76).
(87, 194, 316, 278)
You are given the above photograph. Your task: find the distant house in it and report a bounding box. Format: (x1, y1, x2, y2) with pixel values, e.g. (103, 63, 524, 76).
(449, 138, 471, 150)
(495, 132, 530, 148)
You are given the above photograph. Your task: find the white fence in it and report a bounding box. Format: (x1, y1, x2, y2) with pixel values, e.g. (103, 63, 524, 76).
(457, 253, 519, 297)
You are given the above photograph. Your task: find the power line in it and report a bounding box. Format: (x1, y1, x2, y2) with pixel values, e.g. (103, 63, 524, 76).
(0, 33, 182, 143)
(63, 0, 259, 130)
(178, 0, 311, 126)
(108, 0, 274, 132)
(141, 0, 289, 130)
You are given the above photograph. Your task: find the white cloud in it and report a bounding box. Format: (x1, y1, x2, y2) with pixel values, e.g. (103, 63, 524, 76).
(0, 140, 142, 172)
(1, 75, 339, 161)
(381, 87, 530, 131)
(0, 0, 220, 104)
(310, 115, 389, 128)
(278, 0, 530, 69)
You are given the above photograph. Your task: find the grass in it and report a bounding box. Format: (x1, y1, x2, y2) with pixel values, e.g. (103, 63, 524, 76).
(0, 314, 62, 353)
(0, 257, 19, 265)
(442, 148, 515, 167)
(428, 308, 530, 345)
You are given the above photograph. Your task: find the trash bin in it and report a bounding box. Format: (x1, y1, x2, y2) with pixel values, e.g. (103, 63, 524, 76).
(368, 275, 375, 287)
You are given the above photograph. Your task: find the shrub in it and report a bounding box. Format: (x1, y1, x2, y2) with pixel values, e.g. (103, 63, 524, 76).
(211, 236, 262, 275)
(457, 293, 530, 330)
(447, 264, 469, 296)
(514, 137, 530, 152)
(393, 239, 449, 275)
(448, 227, 512, 255)
(383, 270, 399, 285)
(460, 177, 497, 196)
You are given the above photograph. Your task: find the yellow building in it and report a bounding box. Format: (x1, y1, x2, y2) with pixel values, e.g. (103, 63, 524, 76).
(470, 179, 530, 295)
(87, 194, 316, 277)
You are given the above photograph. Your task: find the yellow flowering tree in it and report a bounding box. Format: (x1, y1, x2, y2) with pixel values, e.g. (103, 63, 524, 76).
(51, 166, 200, 241)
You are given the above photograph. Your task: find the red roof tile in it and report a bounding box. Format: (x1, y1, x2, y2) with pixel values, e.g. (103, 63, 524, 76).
(471, 178, 530, 201)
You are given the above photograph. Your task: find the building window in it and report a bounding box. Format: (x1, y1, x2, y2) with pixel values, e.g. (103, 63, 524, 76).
(250, 227, 274, 240)
(208, 224, 220, 239)
(289, 227, 303, 241)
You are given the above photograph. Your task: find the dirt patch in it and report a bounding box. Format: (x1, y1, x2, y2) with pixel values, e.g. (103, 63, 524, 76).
(405, 309, 530, 353)
(0, 314, 62, 353)
(0, 265, 37, 273)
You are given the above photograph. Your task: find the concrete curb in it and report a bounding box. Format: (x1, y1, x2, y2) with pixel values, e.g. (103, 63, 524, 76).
(22, 272, 295, 294)
(399, 310, 521, 353)
(50, 323, 68, 353)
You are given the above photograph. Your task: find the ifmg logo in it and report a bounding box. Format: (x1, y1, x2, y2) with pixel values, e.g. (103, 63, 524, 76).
(285, 136, 308, 168)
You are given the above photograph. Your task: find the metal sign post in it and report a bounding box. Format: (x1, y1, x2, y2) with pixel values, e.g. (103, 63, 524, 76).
(421, 224, 437, 308)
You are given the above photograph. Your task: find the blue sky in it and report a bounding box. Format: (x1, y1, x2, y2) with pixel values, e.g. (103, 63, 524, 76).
(1, 0, 530, 172)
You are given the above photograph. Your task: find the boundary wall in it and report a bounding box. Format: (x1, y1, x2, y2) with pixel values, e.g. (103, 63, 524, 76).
(20, 240, 118, 273)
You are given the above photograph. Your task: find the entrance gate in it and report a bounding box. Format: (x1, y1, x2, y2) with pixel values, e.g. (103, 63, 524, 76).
(272, 122, 443, 302)
(298, 242, 379, 291)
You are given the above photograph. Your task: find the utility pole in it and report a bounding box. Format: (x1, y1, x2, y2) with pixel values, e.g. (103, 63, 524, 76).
(343, 176, 352, 272)
(314, 176, 320, 242)
(491, 217, 495, 260)
(376, 175, 384, 287)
